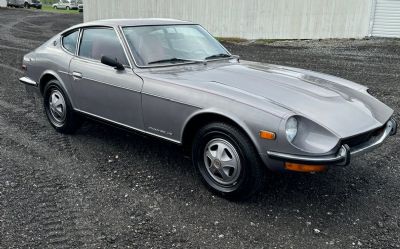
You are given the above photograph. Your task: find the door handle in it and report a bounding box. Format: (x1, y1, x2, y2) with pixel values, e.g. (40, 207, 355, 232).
(72, 72, 82, 79)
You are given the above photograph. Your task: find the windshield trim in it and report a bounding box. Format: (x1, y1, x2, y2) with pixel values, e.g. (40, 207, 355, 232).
(120, 24, 232, 69)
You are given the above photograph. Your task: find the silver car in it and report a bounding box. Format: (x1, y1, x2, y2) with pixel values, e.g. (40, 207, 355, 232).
(20, 19, 397, 200)
(52, 0, 77, 10)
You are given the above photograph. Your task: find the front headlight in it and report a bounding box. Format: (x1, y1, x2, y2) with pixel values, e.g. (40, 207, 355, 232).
(285, 116, 298, 142)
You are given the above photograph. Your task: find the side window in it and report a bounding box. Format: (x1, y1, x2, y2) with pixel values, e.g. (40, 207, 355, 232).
(79, 28, 129, 66)
(62, 30, 79, 54)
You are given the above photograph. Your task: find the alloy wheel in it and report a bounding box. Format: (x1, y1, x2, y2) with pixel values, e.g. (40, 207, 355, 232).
(203, 138, 241, 185)
(48, 89, 66, 124)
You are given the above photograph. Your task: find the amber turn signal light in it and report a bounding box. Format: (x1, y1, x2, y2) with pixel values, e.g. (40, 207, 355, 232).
(259, 130, 276, 140)
(284, 162, 327, 172)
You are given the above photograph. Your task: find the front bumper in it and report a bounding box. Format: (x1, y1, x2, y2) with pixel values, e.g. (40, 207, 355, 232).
(267, 118, 397, 166)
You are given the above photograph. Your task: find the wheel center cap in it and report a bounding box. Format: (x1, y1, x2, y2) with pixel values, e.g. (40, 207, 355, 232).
(213, 159, 221, 167)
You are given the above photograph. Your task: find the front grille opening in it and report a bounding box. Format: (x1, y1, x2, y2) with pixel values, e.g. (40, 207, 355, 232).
(342, 126, 383, 148)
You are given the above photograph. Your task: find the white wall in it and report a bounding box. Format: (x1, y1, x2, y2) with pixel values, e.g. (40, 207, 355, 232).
(83, 0, 373, 39)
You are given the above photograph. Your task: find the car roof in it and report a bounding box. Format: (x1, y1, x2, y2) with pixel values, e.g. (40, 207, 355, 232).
(70, 18, 194, 30)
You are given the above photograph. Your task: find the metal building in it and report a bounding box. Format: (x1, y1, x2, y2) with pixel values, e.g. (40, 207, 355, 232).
(370, 0, 400, 37)
(83, 0, 400, 39)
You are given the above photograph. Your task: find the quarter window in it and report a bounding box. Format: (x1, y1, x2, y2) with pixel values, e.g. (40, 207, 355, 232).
(62, 30, 79, 54)
(79, 28, 129, 66)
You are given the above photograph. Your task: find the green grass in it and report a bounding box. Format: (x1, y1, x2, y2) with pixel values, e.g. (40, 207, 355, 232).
(40, 5, 81, 14)
(254, 39, 280, 45)
(216, 37, 248, 44)
(216, 37, 282, 45)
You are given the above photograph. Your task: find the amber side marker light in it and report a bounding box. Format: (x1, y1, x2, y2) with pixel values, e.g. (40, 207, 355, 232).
(285, 162, 327, 172)
(260, 130, 276, 140)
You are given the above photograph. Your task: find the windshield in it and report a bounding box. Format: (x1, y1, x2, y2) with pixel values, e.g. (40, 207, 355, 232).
(122, 25, 230, 66)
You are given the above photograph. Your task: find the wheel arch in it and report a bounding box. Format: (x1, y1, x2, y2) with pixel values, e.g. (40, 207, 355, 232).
(39, 70, 66, 94)
(39, 70, 76, 108)
(181, 109, 260, 155)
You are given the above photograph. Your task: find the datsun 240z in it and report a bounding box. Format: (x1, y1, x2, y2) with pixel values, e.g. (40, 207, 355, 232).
(20, 19, 397, 199)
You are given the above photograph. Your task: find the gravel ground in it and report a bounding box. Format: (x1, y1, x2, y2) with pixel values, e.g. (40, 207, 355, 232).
(0, 8, 399, 249)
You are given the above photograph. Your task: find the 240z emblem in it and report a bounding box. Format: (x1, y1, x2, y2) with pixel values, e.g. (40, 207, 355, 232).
(148, 126, 173, 136)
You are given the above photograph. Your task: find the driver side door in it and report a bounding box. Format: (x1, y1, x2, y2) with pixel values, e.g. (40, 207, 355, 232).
(69, 27, 144, 130)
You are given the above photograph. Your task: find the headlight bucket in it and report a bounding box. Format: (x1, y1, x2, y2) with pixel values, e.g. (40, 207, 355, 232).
(282, 115, 339, 154)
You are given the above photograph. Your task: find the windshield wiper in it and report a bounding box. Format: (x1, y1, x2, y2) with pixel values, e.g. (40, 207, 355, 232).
(205, 53, 232, 60)
(147, 58, 205, 65)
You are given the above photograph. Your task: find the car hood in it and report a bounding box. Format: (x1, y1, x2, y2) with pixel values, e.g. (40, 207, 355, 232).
(145, 61, 394, 138)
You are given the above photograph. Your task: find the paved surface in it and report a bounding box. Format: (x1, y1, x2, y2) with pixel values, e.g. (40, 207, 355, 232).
(1, 8, 400, 249)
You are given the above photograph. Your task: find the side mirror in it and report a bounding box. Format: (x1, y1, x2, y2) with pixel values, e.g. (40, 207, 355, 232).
(101, 56, 125, 71)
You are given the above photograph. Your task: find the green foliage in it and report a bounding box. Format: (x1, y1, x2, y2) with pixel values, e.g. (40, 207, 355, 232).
(41, 0, 58, 4)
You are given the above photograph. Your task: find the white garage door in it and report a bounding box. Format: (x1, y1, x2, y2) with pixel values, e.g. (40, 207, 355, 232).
(371, 0, 400, 37)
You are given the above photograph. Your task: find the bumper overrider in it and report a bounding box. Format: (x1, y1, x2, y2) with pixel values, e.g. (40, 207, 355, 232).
(267, 118, 397, 169)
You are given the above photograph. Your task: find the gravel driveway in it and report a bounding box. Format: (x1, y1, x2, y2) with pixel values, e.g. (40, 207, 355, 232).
(0, 8, 399, 249)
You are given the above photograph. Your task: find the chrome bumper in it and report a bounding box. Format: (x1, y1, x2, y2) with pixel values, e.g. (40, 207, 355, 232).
(19, 77, 38, 86)
(267, 118, 397, 166)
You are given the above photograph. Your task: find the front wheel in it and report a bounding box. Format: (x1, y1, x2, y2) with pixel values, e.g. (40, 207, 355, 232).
(192, 122, 265, 200)
(43, 80, 82, 134)
(66, 6, 69, 10)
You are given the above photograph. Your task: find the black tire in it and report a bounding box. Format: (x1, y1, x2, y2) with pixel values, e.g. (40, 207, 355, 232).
(192, 122, 265, 200)
(43, 80, 82, 134)
(66, 6, 69, 10)
(24, 2, 29, 8)
(53, 6, 57, 9)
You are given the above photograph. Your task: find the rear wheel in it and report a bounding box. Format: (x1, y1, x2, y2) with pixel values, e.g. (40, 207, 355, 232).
(43, 80, 82, 134)
(66, 6, 69, 10)
(192, 122, 265, 200)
